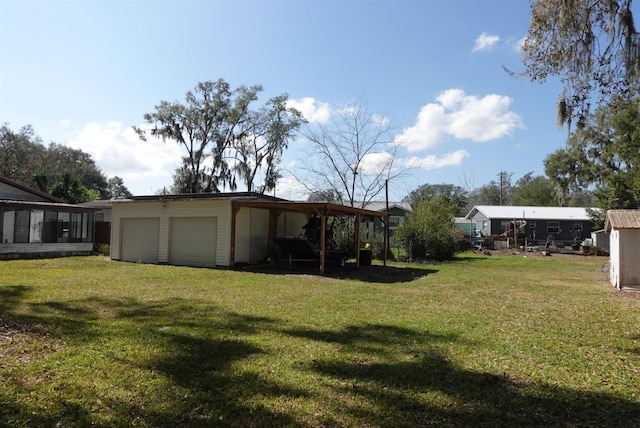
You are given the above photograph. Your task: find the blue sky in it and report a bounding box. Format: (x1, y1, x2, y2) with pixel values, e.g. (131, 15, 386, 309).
(1, 0, 584, 200)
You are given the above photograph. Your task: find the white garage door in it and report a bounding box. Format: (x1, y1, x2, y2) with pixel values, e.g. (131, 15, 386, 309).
(169, 217, 217, 268)
(121, 218, 159, 263)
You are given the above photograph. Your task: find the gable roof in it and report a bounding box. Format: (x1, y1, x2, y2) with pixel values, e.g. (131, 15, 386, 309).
(605, 210, 640, 231)
(362, 201, 413, 213)
(0, 176, 64, 203)
(465, 205, 595, 221)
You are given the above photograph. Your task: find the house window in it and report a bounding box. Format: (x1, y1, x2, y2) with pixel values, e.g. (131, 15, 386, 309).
(95, 212, 104, 222)
(573, 222, 583, 234)
(547, 222, 560, 234)
(529, 221, 537, 229)
(389, 215, 404, 229)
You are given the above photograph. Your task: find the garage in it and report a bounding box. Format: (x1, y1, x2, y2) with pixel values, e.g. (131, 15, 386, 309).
(169, 217, 217, 268)
(121, 218, 159, 263)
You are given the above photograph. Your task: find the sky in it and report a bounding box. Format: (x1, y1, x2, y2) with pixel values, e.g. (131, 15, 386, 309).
(0, 0, 590, 201)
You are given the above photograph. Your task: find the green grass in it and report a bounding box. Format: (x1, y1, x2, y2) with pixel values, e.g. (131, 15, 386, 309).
(1, 253, 639, 427)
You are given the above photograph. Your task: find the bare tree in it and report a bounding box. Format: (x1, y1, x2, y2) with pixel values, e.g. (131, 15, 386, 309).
(294, 101, 404, 208)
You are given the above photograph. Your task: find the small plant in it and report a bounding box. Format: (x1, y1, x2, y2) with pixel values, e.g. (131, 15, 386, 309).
(96, 243, 110, 256)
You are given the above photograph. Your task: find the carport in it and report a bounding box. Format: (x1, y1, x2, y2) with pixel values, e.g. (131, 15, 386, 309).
(230, 200, 390, 273)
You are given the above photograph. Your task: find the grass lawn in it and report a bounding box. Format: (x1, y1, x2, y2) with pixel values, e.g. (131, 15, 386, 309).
(1, 253, 639, 427)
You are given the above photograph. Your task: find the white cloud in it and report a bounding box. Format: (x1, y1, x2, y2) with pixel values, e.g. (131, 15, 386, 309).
(59, 119, 71, 128)
(405, 150, 470, 170)
(512, 36, 526, 52)
(358, 152, 394, 175)
(394, 89, 523, 151)
(287, 97, 331, 123)
(275, 175, 309, 201)
(65, 121, 182, 194)
(472, 32, 500, 52)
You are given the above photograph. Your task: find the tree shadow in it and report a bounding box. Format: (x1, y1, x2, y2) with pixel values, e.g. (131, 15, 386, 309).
(0, 288, 306, 426)
(287, 323, 640, 427)
(242, 263, 437, 283)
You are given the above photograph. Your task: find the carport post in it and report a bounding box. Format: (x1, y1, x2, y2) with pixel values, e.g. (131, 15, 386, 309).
(319, 210, 326, 274)
(355, 213, 361, 267)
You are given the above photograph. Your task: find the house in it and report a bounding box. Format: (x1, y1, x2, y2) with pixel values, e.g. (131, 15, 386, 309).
(465, 205, 596, 247)
(78, 199, 121, 247)
(604, 210, 640, 291)
(0, 176, 96, 259)
(361, 201, 412, 244)
(110, 192, 389, 272)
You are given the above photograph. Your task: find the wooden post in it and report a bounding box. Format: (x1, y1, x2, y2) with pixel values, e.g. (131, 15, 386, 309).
(319, 210, 326, 274)
(355, 213, 361, 267)
(230, 203, 242, 267)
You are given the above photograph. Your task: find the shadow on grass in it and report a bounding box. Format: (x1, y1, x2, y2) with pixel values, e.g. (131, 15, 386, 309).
(243, 263, 437, 283)
(0, 290, 304, 426)
(287, 323, 640, 427)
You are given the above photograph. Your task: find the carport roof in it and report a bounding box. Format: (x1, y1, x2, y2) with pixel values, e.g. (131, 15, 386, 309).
(605, 210, 640, 231)
(231, 200, 389, 218)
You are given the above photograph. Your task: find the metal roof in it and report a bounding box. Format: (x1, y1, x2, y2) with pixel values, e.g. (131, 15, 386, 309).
(465, 205, 595, 221)
(362, 201, 413, 212)
(605, 210, 640, 231)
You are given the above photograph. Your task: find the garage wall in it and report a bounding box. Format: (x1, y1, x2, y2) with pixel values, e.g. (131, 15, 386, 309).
(111, 200, 232, 266)
(234, 207, 270, 264)
(278, 211, 307, 237)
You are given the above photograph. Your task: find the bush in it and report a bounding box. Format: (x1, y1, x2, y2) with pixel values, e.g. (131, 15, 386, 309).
(401, 196, 459, 261)
(97, 243, 110, 256)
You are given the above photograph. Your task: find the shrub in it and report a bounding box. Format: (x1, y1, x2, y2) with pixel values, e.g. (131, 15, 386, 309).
(97, 243, 110, 256)
(402, 196, 459, 261)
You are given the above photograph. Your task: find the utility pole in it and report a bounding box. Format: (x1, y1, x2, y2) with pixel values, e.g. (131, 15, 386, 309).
(498, 171, 504, 206)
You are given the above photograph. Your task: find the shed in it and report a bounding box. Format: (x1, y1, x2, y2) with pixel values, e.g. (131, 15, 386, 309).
(604, 210, 640, 290)
(110, 193, 389, 273)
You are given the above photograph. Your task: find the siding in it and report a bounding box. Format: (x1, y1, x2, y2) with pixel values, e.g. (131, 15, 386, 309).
(111, 199, 232, 266)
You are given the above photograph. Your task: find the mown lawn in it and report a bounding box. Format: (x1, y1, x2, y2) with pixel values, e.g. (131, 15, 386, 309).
(1, 253, 639, 427)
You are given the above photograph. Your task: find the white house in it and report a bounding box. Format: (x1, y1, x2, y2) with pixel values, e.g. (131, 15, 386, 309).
(605, 210, 640, 291)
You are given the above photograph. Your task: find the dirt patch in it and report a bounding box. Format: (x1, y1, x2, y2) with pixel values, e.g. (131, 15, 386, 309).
(0, 317, 35, 340)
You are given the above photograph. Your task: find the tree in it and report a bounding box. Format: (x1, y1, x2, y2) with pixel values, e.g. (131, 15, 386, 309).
(307, 189, 342, 202)
(42, 143, 108, 199)
(0, 123, 108, 200)
(295, 100, 402, 208)
(510, 173, 557, 206)
(50, 172, 99, 204)
(404, 183, 468, 216)
(136, 79, 302, 194)
(0, 124, 46, 185)
(400, 196, 459, 261)
(544, 98, 640, 212)
(521, 0, 640, 128)
(232, 94, 305, 193)
(106, 176, 133, 199)
(466, 172, 513, 208)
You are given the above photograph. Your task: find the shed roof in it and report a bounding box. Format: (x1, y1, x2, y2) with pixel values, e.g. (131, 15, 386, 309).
(604, 210, 640, 231)
(465, 205, 595, 221)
